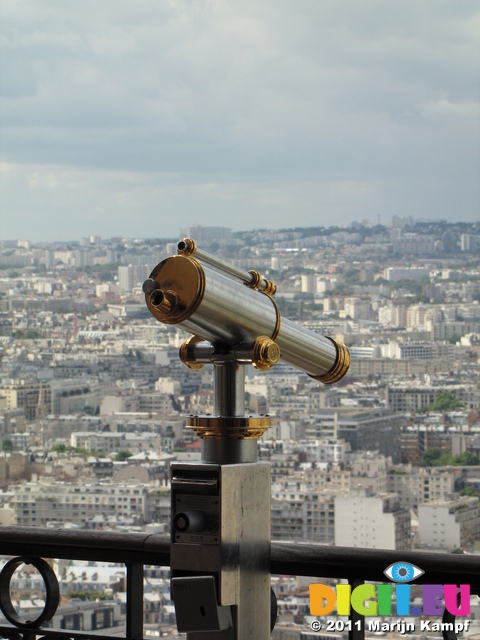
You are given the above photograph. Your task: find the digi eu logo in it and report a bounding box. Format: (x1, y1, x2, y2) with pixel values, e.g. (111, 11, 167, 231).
(309, 562, 470, 617)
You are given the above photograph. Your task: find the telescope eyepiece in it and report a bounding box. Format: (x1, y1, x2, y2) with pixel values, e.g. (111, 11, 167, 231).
(150, 290, 164, 307)
(149, 289, 178, 314)
(177, 238, 196, 256)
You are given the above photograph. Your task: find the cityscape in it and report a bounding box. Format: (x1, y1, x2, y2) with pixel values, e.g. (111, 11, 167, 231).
(0, 217, 479, 638)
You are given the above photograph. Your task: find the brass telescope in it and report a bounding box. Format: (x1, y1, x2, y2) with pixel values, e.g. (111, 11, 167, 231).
(143, 238, 349, 384)
(143, 239, 349, 639)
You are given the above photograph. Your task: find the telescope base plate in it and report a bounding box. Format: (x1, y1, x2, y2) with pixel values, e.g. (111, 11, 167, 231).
(186, 415, 272, 440)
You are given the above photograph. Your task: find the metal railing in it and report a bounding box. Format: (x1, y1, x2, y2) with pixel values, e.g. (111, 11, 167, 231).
(0, 526, 478, 639)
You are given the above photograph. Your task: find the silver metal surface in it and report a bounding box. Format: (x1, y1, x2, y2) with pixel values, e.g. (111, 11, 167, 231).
(179, 262, 338, 379)
(220, 462, 271, 639)
(276, 316, 337, 375)
(214, 362, 245, 417)
(179, 241, 272, 292)
(180, 262, 275, 344)
(170, 461, 271, 640)
(202, 439, 257, 464)
(180, 340, 258, 366)
(152, 242, 344, 639)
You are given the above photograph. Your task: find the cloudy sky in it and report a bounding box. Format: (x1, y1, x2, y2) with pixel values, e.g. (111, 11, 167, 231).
(1, 1, 479, 241)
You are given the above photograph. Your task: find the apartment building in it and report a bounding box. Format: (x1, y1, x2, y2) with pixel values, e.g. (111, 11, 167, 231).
(335, 489, 411, 550)
(10, 480, 148, 527)
(387, 465, 456, 510)
(384, 267, 430, 282)
(271, 482, 336, 544)
(298, 463, 352, 493)
(299, 438, 350, 464)
(387, 384, 480, 412)
(70, 430, 161, 455)
(5, 380, 52, 421)
(349, 453, 389, 494)
(306, 408, 402, 462)
(418, 496, 480, 551)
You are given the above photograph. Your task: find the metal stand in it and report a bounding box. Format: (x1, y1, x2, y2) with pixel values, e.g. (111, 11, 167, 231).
(143, 240, 349, 638)
(170, 357, 271, 639)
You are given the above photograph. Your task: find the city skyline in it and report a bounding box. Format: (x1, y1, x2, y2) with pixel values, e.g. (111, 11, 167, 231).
(1, 217, 479, 247)
(1, 1, 479, 242)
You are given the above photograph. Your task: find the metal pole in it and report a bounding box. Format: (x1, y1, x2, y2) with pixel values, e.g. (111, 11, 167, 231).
(201, 362, 257, 465)
(170, 359, 271, 640)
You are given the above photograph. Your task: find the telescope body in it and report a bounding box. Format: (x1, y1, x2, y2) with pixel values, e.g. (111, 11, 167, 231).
(145, 253, 349, 383)
(144, 241, 349, 640)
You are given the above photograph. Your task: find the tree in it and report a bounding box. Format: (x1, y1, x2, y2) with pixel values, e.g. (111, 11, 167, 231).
(421, 391, 464, 413)
(389, 279, 422, 294)
(13, 329, 43, 340)
(452, 452, 479, 466)
(420, 448, 452, 467)
(115, 450, 133, 462)
(459, 487, 477, 497)
(420, 448, 479, 468)
(51, 444, 69, 453)
(2, 439, 14, 453)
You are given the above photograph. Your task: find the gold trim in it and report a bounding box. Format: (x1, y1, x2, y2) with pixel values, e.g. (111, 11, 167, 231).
(251, 336, 280, 371)
(247, 270, 277, 296)
(247, 270, 262, 289)
(179, 336, 205, 370)
(145, 256, 205, 325)
(149, 289, 178, 314)
(177, 238, 196, 256)
(186, 415, 272, 440)
(309, 338, 350, 384)
(268, 295, 281, 342)
(262, 280, 277, 296)
(246, 270, 280, 339)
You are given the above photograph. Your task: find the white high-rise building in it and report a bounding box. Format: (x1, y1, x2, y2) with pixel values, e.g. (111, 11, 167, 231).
(384, 267, 430, 283)
(418, 496, 480, 551)
(461, 234, 472, 252)
(118, 265, 134, 291)
(335, 489, 411, 550)
(117, 264, 149, 292)
(301, 274, 317, 294)
(271, 256, 284, 271)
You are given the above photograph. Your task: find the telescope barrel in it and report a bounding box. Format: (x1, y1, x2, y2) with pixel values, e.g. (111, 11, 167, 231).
(178, 238, 276, 294)
(144, 251, 349, 383)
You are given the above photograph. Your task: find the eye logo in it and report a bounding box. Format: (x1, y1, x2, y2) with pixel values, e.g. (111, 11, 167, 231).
(310, 561, 470, 618)
(384, 562, 424, 583)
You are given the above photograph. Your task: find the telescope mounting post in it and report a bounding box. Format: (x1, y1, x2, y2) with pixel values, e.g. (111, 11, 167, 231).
(143, 238, 350, 638)
(170, 346, 272, 640)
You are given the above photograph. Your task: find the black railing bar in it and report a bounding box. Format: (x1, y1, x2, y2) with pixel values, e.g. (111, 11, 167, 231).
(125, 563, 144, 640)
(348, 578, 364, 640)
(1, 527, 480, 589)
(0, 542, 170, 568)
(271, 542, 480, 588)
(0, 527, 163, 553)
(0, 527, 170, 566)
(0, 625, 128, 640)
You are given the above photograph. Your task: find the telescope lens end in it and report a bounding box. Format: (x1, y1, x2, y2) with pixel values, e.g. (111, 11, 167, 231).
(309, 339, 350, 384)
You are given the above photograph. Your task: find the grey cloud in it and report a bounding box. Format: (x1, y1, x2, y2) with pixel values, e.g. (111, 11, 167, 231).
(0, 0, 478, 239)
